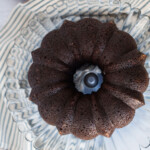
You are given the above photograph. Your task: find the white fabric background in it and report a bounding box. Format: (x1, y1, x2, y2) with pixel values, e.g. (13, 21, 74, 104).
(0, 1, 33, 150)
(0, 0, 27, 29)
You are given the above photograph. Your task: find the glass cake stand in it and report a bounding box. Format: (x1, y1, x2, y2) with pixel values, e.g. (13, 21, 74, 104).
(1, 0, 150, 150)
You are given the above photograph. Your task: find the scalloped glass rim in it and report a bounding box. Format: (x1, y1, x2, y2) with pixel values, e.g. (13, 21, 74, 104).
(5, 0, 150, 150)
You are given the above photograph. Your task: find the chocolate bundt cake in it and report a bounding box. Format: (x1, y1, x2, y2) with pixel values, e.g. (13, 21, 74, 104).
(28, 18, 149, 140)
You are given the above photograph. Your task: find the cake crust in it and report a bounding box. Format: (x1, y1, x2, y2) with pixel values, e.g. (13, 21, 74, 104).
(28, 18, 149, 140)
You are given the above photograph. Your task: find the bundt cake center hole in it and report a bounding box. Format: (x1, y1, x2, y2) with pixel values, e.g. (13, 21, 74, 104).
(73, 64, 103, 94)
(84, 73, 98, 88)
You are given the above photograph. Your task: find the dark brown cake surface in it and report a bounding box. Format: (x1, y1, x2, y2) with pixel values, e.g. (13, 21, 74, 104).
(28, 18, 149, 140)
